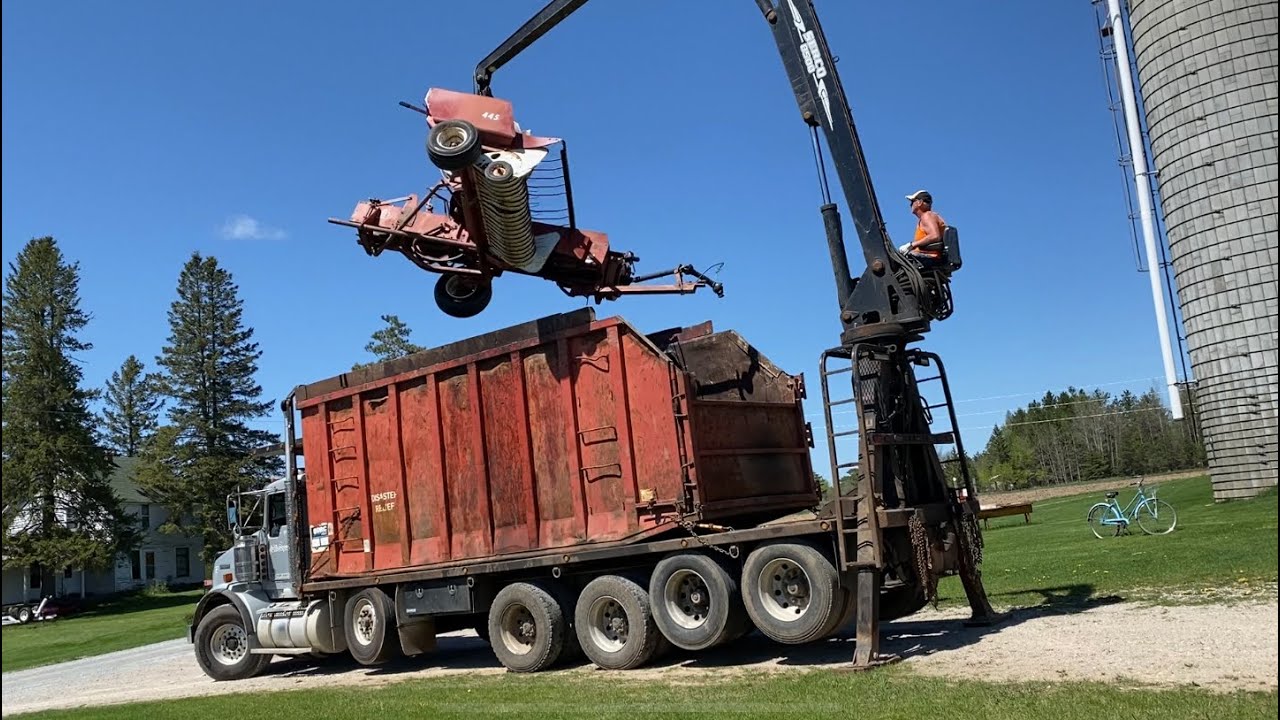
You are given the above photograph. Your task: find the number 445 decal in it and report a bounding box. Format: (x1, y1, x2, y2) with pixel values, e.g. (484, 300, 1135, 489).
(481, 111, 501, 121)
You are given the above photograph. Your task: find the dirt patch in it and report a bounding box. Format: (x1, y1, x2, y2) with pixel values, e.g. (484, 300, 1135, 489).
(3, 597, 1273, 715)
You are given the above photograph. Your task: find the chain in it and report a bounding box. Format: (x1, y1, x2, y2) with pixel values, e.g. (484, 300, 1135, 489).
(908, 513, 938, 606)
(676, 516, 736, 559)
(960, 513, 984, 569)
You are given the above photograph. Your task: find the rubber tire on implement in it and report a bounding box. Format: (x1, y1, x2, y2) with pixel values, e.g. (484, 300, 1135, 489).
(575, 575, 662, 670)
(345, 588, 400, 666)
(488, 582, 567, 673)
(741, 541, 841, 645)
(193, 605, 271, 681)
(434, 274, 493, 318)
(426, 119, 482, 171)
(649, 552, 747, 652)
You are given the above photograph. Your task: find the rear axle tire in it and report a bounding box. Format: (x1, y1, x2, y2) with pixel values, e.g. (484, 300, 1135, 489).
(649, 552, 747, 652)
(575, 575, 662, 670)
(488, 582, 566, 673)
(741, 542, 841, 645)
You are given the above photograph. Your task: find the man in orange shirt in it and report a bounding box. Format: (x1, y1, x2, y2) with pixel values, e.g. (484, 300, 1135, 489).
(898, 189, 946, 268)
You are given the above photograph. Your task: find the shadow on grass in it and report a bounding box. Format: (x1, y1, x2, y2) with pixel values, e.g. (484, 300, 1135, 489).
(250, 583, 1116, 678)
(67, 589, 204, 620)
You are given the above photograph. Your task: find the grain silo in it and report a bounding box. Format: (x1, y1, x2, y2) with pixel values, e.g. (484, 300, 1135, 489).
(1123, 0, 1278, 499)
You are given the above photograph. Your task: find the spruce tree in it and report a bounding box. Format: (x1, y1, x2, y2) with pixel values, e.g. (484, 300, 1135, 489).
(2, 237, 137, 583)
(136, 252, 281, 560)
(354, 314, 424, 369)
(101, 354, 163, 456)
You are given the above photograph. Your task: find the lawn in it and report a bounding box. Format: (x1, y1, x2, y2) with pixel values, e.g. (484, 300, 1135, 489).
(1, 589, 203, 673)
(11, 668, 1276, 720)
(937, 475, 1279, 609)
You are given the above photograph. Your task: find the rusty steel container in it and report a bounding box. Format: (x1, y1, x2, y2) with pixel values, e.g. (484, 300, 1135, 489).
(294, 309, 817, 580)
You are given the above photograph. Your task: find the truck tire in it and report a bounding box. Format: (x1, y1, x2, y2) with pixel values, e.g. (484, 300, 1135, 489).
(488, 582, 566, 673)
(17, 605, 33, 624)
(193, 605, 271, 681)
(741, 541, 841, 645)
(345, 588, 399, 666)
(426, 119, 482, 171)
(822, 586, 856, 638)
(575, 575, 662, 671)
(880, 583, 928, 621)
(649, 552, 747, 651)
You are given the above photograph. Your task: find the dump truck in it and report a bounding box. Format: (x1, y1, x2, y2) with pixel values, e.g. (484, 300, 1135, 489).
(188, 309, 972, 679)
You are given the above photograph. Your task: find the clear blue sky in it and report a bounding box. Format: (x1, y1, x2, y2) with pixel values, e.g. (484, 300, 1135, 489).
(2, 0, 1185, 460)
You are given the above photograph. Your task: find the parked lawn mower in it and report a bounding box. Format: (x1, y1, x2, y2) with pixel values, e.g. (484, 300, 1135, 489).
(330, 88, 724, 318)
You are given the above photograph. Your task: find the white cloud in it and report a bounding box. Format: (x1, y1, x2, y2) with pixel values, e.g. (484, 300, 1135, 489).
(219, 214, 286, 241)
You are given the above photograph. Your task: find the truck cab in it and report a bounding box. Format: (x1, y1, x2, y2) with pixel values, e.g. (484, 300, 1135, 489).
(188, 476, 349, 681)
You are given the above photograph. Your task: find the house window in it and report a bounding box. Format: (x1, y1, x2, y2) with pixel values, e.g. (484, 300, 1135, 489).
(64, 566, 74, 579)
(145, 551, 155, 581)
(140, 504, 151, 531)
(29, 563, 41, 589)
(131, 552, 141, 580)
(176, 547, 190, 578)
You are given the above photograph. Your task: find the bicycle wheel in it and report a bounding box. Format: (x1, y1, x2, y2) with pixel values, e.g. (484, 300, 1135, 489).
(1087, 503, 1122, 539)
(1136, 498, 1177, 535)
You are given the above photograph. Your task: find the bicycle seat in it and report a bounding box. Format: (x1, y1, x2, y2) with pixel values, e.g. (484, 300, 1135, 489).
(1105, 491, 1118, 499)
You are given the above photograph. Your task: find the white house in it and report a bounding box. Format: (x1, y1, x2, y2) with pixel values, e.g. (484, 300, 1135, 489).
(2, 457, 205, 604)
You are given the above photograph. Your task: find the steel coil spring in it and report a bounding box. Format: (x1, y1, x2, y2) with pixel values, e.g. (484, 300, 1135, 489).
(475, 161, 536, 268)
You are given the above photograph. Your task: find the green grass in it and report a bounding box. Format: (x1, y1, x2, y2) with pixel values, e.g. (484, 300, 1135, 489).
(937, 475, 1278, 609)
(11, 670, 1276, 719)
(1, 589, 203, 673)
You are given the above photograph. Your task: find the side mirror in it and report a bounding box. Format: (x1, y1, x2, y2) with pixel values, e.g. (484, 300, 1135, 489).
(226, 503, 238, 529)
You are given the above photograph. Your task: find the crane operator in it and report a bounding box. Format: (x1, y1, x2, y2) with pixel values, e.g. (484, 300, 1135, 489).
(898, 189, 946, 268)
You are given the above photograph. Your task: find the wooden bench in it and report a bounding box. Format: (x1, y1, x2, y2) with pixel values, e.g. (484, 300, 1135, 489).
(977, 502, 1033, 528)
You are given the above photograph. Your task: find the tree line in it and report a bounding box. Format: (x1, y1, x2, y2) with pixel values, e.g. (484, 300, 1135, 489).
(2, 236, 426, 588)
(812, 387, 1205, 497)
(970, 387, 1204, 491)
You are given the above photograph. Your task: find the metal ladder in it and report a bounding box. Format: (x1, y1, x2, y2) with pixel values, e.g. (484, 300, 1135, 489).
(818, 347, 863, 572)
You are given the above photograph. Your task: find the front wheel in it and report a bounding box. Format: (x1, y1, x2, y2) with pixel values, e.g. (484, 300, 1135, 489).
(1136, 499, 1177, 535)
(1087, 503, 1122, 539)
(193, 605, 270, 681)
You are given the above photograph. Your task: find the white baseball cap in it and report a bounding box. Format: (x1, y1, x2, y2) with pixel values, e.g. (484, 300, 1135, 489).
(906, 189, 932, 203)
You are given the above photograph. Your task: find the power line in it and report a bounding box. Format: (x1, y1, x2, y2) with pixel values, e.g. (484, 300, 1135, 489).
(807, 375, 1163, 419)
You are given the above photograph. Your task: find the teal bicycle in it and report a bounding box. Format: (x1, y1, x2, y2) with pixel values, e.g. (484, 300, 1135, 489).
(1086, 477, 1177, 538)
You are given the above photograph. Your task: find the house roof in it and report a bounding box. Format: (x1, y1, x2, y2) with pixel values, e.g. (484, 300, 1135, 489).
(107, 456, 148, 503)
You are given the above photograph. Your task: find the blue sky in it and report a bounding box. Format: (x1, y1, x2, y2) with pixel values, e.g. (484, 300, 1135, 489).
(2, 1, 1185, 460)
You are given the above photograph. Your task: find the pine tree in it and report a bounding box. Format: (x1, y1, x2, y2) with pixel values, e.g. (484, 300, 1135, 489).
(354, 314, 424, 369)
(136, 252, 281, 561)
(2, 237, 137, 583)
(101, 354, 163, 456)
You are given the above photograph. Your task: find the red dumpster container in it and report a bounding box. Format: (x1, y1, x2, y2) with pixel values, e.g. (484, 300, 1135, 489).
(294, 309, 817, 580)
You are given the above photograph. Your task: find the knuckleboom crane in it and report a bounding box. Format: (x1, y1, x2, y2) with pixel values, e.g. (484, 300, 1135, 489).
(475, 0, 999, 667)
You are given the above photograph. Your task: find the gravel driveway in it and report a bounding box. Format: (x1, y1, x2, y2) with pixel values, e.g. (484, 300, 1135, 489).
(3, 599, 1275, 716)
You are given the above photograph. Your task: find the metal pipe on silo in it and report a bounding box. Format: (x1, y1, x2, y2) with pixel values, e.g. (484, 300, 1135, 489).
(1105, 0, 1184, 420)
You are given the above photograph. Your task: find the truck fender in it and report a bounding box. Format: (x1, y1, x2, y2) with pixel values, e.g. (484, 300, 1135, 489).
(188, 590, 255, 644)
